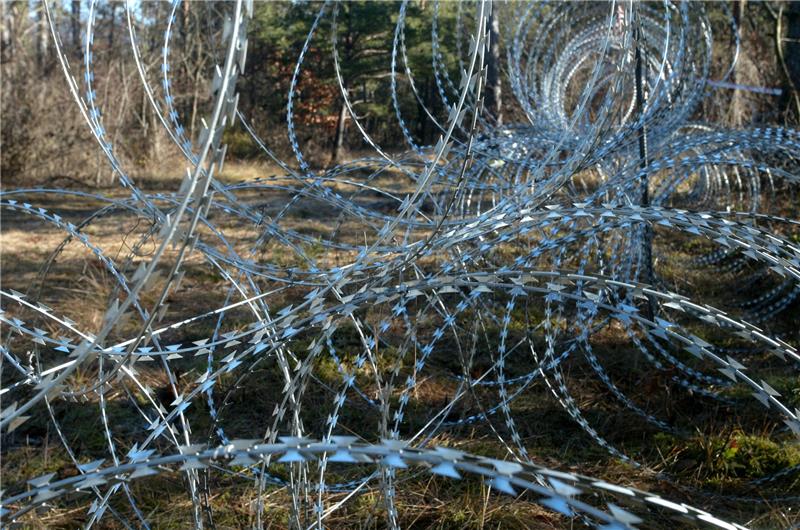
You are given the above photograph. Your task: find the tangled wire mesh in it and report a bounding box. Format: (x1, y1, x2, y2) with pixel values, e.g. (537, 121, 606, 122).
(1, 1, 799, 528)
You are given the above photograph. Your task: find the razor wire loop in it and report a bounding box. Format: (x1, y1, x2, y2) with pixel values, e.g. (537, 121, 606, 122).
(2, 1, 799, 528)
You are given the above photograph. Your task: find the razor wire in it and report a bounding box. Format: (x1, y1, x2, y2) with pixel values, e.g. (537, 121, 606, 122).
(1, 1, 799, 528)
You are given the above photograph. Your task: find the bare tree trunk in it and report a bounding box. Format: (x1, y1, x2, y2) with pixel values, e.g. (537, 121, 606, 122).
(485, 8, 503, 126)
(2, 2, 18, 63)
(1, 6, 8, 60)
(37, 5, 48, 68)
(331, 101, 348, 165)
(781, 1, 800, 121)
(181, 0, 190, 48)
(634, 5, 655, 319)
(190, 67, 202, 141)
(731, 0, 747, 127)
(71, 0, 80, 51)
(142, 89, 162, 163)
(189, 4, 203, 140)
(183, 1, 194, 127)
(107, 4, 116, 50)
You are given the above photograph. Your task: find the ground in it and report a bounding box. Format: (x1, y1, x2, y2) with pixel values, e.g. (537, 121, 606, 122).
(1, 162, 799, 529)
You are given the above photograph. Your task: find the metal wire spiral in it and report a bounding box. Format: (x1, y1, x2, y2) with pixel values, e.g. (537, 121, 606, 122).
(1, 1, 798, 528)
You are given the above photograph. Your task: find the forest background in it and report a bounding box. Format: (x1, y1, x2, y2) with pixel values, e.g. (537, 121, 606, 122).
(2, 1, 799, 188)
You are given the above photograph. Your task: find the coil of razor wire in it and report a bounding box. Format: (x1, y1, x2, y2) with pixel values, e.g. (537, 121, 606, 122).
(1, 1, 798, 528)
